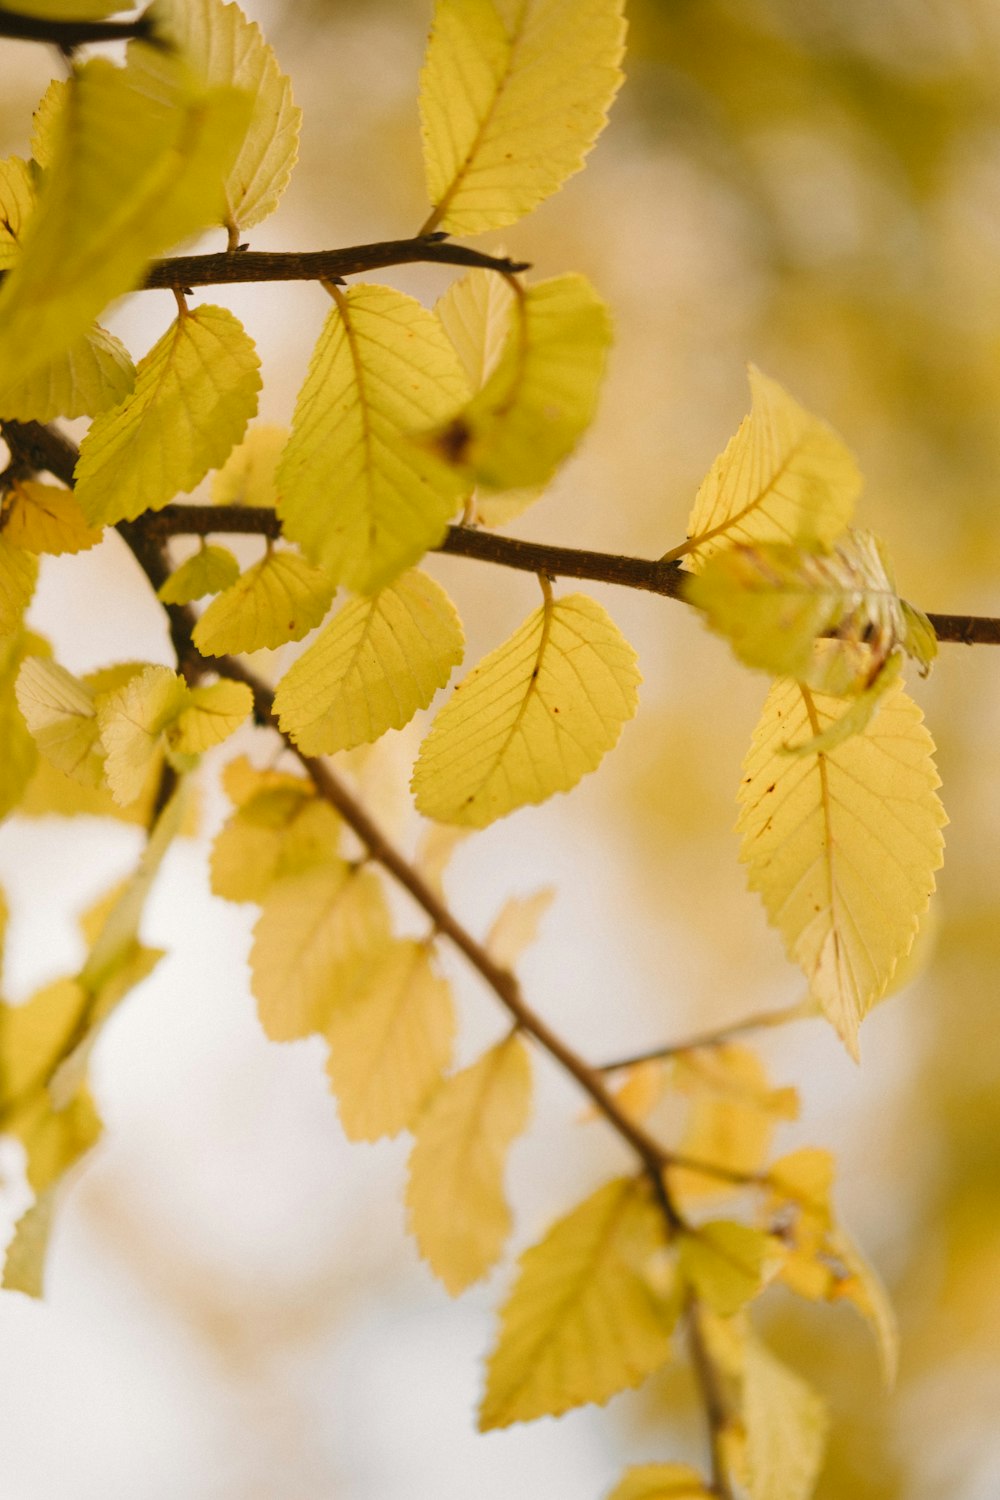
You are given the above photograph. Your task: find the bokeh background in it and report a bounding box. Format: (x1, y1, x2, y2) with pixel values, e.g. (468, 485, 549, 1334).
(1, 1, 999, 1495)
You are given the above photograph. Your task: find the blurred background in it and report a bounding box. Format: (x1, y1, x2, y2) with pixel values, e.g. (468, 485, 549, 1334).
(1, 0, 999, 1495)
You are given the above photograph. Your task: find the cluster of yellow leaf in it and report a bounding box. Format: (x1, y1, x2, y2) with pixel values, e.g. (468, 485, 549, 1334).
(585, 1042, 900, 1499)
(677, 369, 947, 1054)
(0, 787, 186, 1296)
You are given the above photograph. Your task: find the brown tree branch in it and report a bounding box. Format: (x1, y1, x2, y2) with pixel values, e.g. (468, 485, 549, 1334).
(141, 237, 530, 290)
(0, 6, 154, 51)
(139, 499, 1000, 643)
(686, 1292, 737, 1500)
(2, 416, 683, 1229)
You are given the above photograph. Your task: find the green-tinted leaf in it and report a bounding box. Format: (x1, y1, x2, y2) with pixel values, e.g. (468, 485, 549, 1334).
(192, 548, 333, 656)
(480, 1176, 674, 1428)
(435, 268, 542, 525)
(74, 304, 261, 525)
(0, 54, 252, 394)
(250, 864, 390, 1041)
(326, 939, 455, 1142)
(0, 537, 39, 635)
(274, 569, 464, 755)
(169, 678, 252, 754)
(412, 592, 640, 827)
(2, 1190, 55, 1300)
(738, 676, 946, 1056)
(142, 0, 301, 232)
(277, 284, 469, 593)
(0, 156, 34, 270)
(669, 367, 861, 571)
(0, 323, 135, 423)
(157, 544, 241, 604)
(0, 630, 40, 817)
(420, 0, 626, 234)
(406, 1034, 532, 1294)
(678, 1222, 772, 1317)
(426, 274, 611, 491)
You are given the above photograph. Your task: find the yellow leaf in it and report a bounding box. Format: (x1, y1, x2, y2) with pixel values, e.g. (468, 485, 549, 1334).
(0, 629, 40, 817)
(9, 1080, 102, 1195)
(414, 822, 470, 899)
(743, 1338, 829, 1500)
(95, 664, 186, 805)
(15, 656, 105, 788)
(3, 482, 103, 556)
(250, 864, 390, 1041)
(412, 592, 640, 828)
(0, 156, 34, 270)
(273, 569, 464, 756)
(406, 1034, 532, 1295)
(668, 1046, 798, 1201)
(192, 547, 334, 657)
(0, 159, 132, 426)
(420, 0, 626, 234)
(737, 676, 946, 1056)
(79, 784, 186, 995)
(210, 782, 341, 903)
(0, 536, 39, 635)
(169, 678, 252, 755)
(668, 367, 861, 571)
(276, 284, 469, 593)
(2, 1189, 55, 1300)
(74, 304, 261, 526)
(29, 79, 66, 171)
(157, 544, 240, 604)
(325, 939, 455, 1142)
(485, 888, 554, 968)
(606, 1464, 712, 1500)
(828, 1227, 899, 1388)
(0, 54, 252, 395)
(480, 1176, 674, 1428)
(0, 323, 135, 424)
(141, 0, 301, 232)
(9, 1, 134, 15)
(211, 422, 287, 506)
(426, 274, 612, 491)
(220, 753, 310, 805)
(678, 1221, 772, 1317)
(435, 266, 543, 526)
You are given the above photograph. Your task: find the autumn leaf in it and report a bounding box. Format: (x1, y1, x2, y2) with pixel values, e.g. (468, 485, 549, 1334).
(738, 675, 946, 1055)
(668, 367, 861, 571)
(420, 0, 626, 234)
(412, 592, 640, 827)
(406, 1034, 532, 1294)
(274, 569, 464, 756)
(480, 1176, 675, 1427)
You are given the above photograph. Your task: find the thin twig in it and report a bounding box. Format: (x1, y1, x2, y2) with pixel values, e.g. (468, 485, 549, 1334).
(686, 1292, 737, 1500)
(598, 999, 813, 1072)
